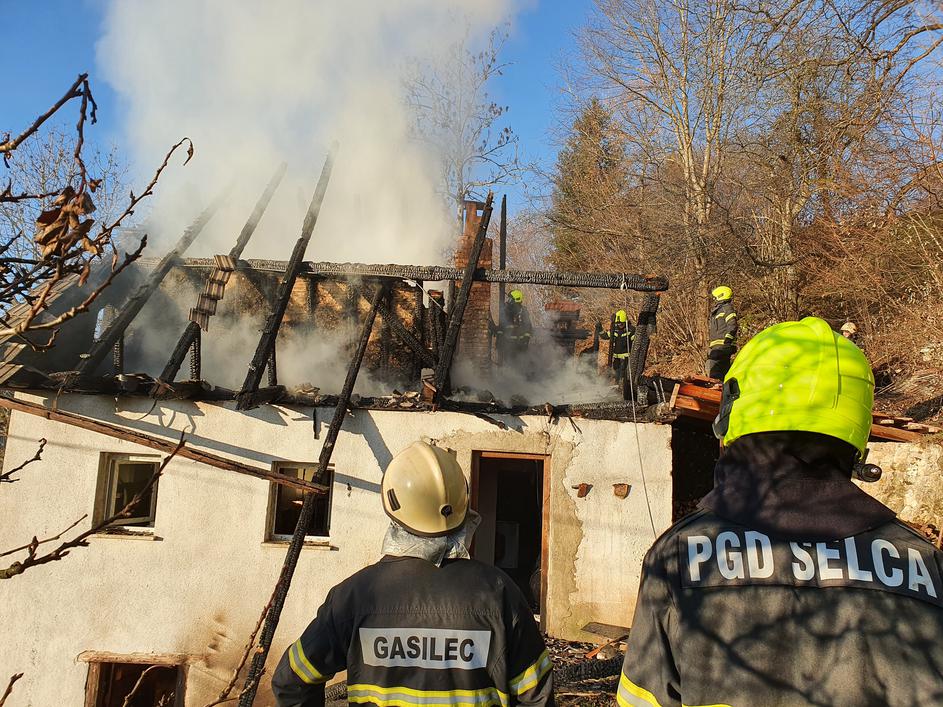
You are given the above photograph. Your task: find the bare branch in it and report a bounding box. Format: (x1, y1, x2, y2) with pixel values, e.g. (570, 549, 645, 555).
(0, 438, 46, 484)
(0, 74, 87, 159)
(0, 673, 22, 707)
(121, 665, 165, 707)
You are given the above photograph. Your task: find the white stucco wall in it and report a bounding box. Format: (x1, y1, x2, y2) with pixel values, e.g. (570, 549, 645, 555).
(0, 392, 671, 706)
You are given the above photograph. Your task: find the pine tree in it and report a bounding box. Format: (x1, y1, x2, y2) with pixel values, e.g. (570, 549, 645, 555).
(549, 98, 627, 272)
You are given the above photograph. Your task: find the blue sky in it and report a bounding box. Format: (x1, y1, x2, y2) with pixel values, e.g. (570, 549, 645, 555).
(1, 0, 591, 213)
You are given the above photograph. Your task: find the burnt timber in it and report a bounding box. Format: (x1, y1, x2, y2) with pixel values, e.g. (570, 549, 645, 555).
(161, 163, 287, 383)
(75, 190, 228, 375)
(0, 395, 328, 494)
(237, 151, 335, 409)
(238, 282, 389, 704)
(173, 258, 670, 292)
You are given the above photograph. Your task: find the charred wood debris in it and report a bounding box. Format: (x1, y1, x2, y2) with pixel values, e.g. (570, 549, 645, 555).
(0, 148, 671, 424)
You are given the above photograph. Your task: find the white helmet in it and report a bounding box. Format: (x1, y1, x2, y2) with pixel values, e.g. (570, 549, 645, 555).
(382, 442, 469, 537)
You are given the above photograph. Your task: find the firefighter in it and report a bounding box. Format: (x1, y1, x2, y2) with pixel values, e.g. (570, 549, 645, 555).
(618, 317, 943, 707)
(600, 309, 635, 382)
(840, 320, 859, 342)
(705, 285, 738, 379)
(496, 289, 533, 369)
(272, 441, 554, 707)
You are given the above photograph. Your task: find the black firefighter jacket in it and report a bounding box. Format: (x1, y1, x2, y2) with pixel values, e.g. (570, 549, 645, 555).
(272, 555, 554, 707)
(618, 433, 943, 707)
(707, 300, 737, 350)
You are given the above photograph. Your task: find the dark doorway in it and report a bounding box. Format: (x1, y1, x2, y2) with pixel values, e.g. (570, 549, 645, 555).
(671, 417, 719, 520)
(471, 452, 548, 616)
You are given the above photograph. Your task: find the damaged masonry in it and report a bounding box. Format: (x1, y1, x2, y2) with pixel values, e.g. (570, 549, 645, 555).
(0, 159, 935, 706)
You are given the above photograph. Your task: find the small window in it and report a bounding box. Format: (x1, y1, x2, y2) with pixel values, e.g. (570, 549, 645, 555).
(269, 462, 333, 539)
(95, 454, 161, 528)
(85, 661, 184, 706)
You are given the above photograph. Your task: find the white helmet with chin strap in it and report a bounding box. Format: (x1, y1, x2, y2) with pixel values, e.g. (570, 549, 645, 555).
(382, 441, 469, 537)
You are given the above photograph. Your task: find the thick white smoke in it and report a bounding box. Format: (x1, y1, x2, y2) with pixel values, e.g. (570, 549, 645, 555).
(97, 0, 516, 265)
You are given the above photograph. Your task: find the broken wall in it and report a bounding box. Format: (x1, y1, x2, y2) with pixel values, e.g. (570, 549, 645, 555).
(0, 392, 671, 704)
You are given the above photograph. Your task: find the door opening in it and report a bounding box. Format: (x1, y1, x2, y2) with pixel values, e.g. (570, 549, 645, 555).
(671, 417, 718, 520)
(471, 451, 548, 618)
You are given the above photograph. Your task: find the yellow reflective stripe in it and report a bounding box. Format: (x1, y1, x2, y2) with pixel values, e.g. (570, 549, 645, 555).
(725, 313, 737, 321)
(347, 683, 508, 707)
(714, 312, 726, 319)
(616, 672, 732, 707)
(708, 339, 727, 347)
(613, 353, 630, 359)
(617, 672, 661, 707)
(510, 649, 551, 695)
(288, 640, 330, 685)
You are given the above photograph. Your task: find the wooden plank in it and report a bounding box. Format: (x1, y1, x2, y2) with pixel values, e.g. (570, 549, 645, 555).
(672, 394, 719, 421)
(77, 651, 195, 665)
(582, 621, 631, 639)
(869, 423, 923, 443)
(0, 396, 328, 494)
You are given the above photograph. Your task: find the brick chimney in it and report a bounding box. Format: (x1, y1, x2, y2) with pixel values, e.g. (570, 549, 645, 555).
(454, 200, 493, 375)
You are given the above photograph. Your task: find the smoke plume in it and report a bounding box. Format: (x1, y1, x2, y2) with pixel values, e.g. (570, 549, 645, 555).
(97, 0, 516, 265)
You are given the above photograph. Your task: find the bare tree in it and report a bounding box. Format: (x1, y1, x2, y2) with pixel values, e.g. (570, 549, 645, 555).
(0, 73, 192, 349)
(548, 0, 943, 376)
(406, 24, 521, 228)
(580, 0, 777, 342)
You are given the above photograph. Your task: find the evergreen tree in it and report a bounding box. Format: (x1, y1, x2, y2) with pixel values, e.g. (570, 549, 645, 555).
(549, 98, 627, 272)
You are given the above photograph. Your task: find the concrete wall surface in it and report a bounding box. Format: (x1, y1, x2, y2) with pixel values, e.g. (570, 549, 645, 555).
(0, 392, 672, 706)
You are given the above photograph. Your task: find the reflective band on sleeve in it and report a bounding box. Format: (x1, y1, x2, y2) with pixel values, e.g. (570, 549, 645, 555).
(708, 339, 727, 348)
(617, 670, 733, 707)
(288, 639, 331, 685)
(725, 313, 737, 321)
(347, 683, 509, 707)
(617, 672, 661, 707)
(509, 649, 552, 696)
(613, 353, 630, 359)
(715, 312, 726, 319)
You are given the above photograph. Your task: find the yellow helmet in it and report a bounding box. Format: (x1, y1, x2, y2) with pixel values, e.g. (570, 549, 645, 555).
(712, 285, 733, 302)
(381, 442, 469, 537)
(615, 309, 628, 323)
(714, 317, 874, 458)
(509, 289, 524, 304)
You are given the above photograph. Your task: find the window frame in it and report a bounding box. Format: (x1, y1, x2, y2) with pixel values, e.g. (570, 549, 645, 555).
(95, 453, 162, 529)
(82, 655, 187, 707)
(267, 461, 334, 542)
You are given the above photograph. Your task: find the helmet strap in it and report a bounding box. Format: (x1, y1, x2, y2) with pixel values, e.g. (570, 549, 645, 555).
(712, 378, 740, 440)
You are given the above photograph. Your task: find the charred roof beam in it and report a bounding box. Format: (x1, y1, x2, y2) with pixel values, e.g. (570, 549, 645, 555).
(75, 190, 228, 375)
(159, 164, 287, 384)
(432, 195, 494, 403)
(236, 151, 335, 410)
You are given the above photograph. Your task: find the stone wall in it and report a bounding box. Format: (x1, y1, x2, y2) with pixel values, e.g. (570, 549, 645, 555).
(863, 440, 943, 528)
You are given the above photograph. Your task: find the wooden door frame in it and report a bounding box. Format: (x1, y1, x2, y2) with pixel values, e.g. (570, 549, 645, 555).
(470, 450, 551, 631)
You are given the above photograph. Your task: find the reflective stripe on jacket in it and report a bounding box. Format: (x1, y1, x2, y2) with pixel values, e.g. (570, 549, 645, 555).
(272, 555, 553, 707)
(601, 322, 635, 358)
(619, 509, 943, 707)
(707, 301, 737, 349)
